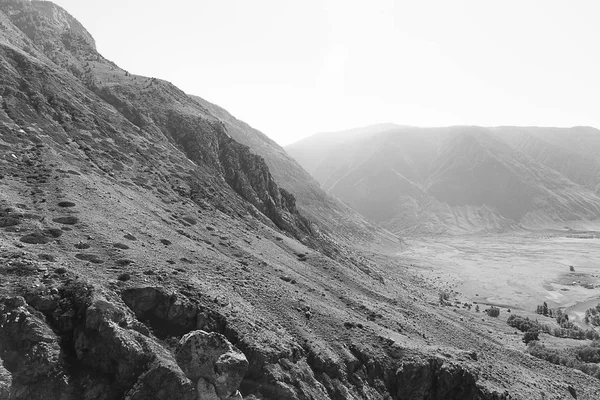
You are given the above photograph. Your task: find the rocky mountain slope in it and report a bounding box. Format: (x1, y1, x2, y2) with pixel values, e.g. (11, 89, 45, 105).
(286, 125, 600, 235)
(1, 1, 600, 399)
(188, 95, 399, 249)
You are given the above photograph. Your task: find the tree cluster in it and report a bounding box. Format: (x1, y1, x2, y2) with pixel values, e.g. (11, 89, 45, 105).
(584, 303, 600, 326)
(528, 342, 600, 380)
(535, 301, 554, 317)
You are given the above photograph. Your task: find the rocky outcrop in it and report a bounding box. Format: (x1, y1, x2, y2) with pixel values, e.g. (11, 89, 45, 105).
(395, 358, 481, 400)
(0, 296, 69, 399)
(176, 330, 248, 400)
(0, 361, 10, 400)
(0, 282, 254, 400)
(218, 135, 312, 236)
(121, 286, 198, 337)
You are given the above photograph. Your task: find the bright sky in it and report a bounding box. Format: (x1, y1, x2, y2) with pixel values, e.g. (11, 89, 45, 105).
(52, 0, 600, 145)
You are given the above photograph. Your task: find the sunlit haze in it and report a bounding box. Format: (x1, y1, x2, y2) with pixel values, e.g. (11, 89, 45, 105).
(51, 0, 600, 145)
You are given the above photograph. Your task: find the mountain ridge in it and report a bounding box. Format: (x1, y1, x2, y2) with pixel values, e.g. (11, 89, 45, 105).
(287, 124, 600, 234)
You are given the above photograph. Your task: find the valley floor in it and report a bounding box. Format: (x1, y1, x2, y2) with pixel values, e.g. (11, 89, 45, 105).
(398, 231, 600, 321)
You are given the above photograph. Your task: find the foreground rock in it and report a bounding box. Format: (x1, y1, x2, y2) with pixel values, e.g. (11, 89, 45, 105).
(176, 330, 248, 400)
(0, 297, 68, 399)
(395, 358, 480, 400)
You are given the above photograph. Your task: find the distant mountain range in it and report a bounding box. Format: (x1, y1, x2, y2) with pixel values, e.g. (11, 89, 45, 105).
(286, 124, 600, 234)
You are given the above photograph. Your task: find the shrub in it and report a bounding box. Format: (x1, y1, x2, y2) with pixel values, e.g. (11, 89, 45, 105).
(486, 306, 500, 317)
(528, 342, 600, 380)
(535, 302, 553, 317)
(523, 329, 539, 344)
(507, 315, 538, 332)
(439, 291, 450, 304)
(20, 232, 50, 244)
(585, 303, 600, 327)
(52, 216, 79, 225)
(117, 273, 131, 281)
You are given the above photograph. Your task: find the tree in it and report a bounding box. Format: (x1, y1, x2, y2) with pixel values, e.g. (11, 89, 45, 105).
(487, 306, 500, 317)
(523, 330, 539, 344)
(570, 265, 575, 272)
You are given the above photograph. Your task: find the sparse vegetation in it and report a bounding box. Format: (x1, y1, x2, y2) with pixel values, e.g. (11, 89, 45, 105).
(535, 301, 554, 317)
(507, 313, 599, 341)
(523, 330, 539, 344)
(528, 341, 600, 380)
(439, 291, 450, 304)
(117, 273, 131, 281)
(485, 306, 500, 317)
(52, 216, 79, 225)
(585, 303, 600, 327)
(20, 232, 50, 244)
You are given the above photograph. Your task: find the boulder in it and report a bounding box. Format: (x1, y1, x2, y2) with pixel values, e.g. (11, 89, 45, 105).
(176, 330, 248, 399)
(196, 377, 220, 400)
(126, 363, 196, 400)
(0, 297, 68, 399)
(0, 361, 11, 400)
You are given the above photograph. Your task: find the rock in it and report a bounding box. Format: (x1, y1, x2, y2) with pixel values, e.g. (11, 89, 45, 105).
(228, 391, 243, 400)
(126, 363, 196, 400)
(395, 358, 480, 400)
(196, 377, 220, 400)
(176, 330, 248, 399)
(124, 233, 137, 241)
(74, 295, 197, 398)
(567, 384, 577, 398)
(0, 296, 66, 398)
(0, 361, 11, 400)
(121, 287, 198, 337)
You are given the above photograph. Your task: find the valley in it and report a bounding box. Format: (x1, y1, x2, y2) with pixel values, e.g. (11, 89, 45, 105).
(399, 231, 600, 321)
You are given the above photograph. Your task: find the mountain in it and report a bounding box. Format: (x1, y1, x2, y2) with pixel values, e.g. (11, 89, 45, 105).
(286, 125, 600, 234)
(1, 2, 599, 400)
(188, 96, 399, 249)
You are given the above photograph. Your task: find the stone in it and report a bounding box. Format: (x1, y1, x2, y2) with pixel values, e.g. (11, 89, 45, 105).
(227, 390, 243, 400)
(0, 296, 63, 398)
(395, 358, 479, 400)
(196, 377, 220, 400)
(0, 361, 12, 400)
(126, 364, 196, 400)
(176, 330, 248, 399)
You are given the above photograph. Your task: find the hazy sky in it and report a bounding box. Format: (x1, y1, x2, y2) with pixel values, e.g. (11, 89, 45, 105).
(52, 0, 600, 145)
